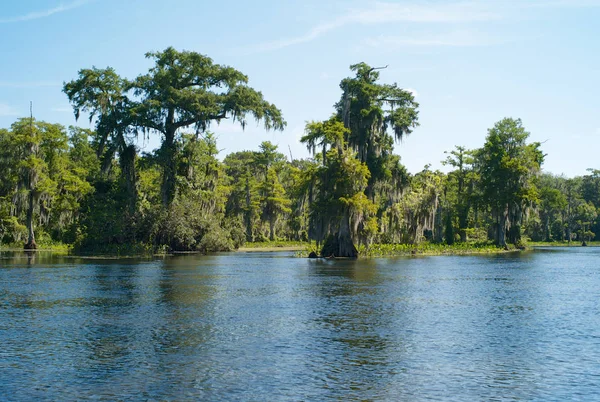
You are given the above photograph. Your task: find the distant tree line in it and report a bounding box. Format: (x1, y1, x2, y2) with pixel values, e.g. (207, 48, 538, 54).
(0, 48, 597, 256)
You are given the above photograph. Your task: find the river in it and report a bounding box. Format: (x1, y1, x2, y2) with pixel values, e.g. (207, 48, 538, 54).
(1, 248, 599, 401)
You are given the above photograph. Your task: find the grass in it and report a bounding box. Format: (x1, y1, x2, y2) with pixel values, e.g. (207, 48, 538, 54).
(528, 240, 600, 247)
(237, 240, 308, 252)
(296, 241, 520, 258)
(359, 242, 515, 257)
(72, 242, 157, 257)
(0, 241, 159, 257)
(1, 239, 534, 258)
(0, 241, 71, 254)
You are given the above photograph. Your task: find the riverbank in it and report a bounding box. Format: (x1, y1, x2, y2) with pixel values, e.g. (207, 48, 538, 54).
(0, 243, 71, 254)
(358, 242, 517, 257)
(5, 240, 586, 259)
(237, 241, 307, 252)
(529, 241, 600, 247)
(0, 241, 307, 257)
(284, 241, 525, 258)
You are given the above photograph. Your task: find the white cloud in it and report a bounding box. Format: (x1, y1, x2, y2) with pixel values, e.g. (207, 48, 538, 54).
(362, 31, 507, 48)
(0, 0, 92, 23)
(0, 104, 19, 116)
(250, 0, 600, 52)
(252, 2, 499, 52)
(524, 0, 600, 8)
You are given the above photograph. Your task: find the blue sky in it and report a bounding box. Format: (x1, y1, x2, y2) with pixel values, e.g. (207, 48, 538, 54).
(0, 0, 598, 176)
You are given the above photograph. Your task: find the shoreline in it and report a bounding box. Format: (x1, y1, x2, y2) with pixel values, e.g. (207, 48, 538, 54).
(237, 246, 305, 252)
(2, 243, 594, 259)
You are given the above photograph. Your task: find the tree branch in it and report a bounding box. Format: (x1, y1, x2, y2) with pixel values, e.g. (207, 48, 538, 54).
(173, 113, 228, 130)
(368, 65, 388, 73)
(136, 120, 165, 134)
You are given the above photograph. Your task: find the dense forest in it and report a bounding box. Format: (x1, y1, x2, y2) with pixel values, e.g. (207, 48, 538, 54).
(0, 48, 598, 257)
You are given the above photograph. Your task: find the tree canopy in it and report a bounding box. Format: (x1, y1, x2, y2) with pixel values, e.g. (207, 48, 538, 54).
(2, 52, 598, 254)
(64, 47, 286, 206)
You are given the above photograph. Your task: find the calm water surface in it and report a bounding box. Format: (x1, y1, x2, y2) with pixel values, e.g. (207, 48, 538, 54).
(1, 248, 599, 401)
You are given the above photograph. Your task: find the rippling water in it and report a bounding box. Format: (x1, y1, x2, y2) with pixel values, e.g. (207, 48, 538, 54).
(1, 248, 599, 400)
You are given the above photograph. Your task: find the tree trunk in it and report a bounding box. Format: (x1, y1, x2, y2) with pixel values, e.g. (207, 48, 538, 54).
(507, 206, 522, 245)
(445, 213, 454, 245)
(337, 208, 358, 258)
(458, 206, 468, 242)
(567, 198, 572, 245)
(366, 182, 375, 202)
(24, 192, 37, 250)
(244, 174, 253, 242)
(434, 202, 443, 243)
(497, 205, 508, 248)
(161, 127, 177, 206)
(269, 217, 275, 241)
(120, 144, 138, 214)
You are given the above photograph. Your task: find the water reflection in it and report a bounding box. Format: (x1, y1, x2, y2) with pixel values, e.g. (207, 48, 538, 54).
(1, 249, 599, 400)
(302, 259, 408, 400)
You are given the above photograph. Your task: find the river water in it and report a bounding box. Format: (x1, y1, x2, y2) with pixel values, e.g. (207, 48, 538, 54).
(0, 248, 599, 401)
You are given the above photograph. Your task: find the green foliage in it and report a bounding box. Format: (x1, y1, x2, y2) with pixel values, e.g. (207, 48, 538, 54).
(3, 58, 600, 256)
(298, 63, 420, 257)
(0, 214, 27, 244)
(65, 47, 286, 207)
(223, 150, 261, 241)
(358, 242, 505, 257)
(150, 198, 233, 252)
(0, 118, 92, 248)
(336, 63, 419, 198)
(298, 241, 508, 257)
(259, 167, 292, 240)
(242, 240, 307, 247)
(443, 146, 477, 242)
(477, 118, 544, 246)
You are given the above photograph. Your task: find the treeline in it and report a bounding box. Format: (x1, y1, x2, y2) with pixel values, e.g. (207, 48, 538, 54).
(0, 48, 598, 255)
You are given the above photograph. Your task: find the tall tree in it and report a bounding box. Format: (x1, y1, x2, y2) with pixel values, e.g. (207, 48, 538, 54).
(477, 118, 544, 247)
(443, 146, 476, 242)
(580, 169, 600, 240)
(63, 67, 137, 212)
(301, 63, 419, 257)
(393, 166, 445, 244)
(302, 118, 375, 257)
(48, 127, 95, 242)
(259, 167, 291, 240)
(224, 151, 262, 241)
(2, 119, 72, 249)
(537, 174, 568, 242)
(336, 63, 419, 199)
(65, 47, 286, 207)
(255, 141, 285, 176)
(575, 201, 597, 245)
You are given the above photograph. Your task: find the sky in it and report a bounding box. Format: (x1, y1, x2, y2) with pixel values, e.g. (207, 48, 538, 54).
(0, 0, 598, 176)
